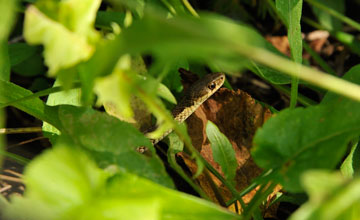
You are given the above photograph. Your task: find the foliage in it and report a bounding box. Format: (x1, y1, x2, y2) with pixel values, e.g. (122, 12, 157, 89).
(2, 0, 360, 219)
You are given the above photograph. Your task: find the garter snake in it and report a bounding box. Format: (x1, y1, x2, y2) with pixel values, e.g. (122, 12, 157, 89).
(142, 70, 225, 148)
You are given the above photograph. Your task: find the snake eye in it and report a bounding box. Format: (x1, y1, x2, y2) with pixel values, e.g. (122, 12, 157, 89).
(208, 82, 216, 90)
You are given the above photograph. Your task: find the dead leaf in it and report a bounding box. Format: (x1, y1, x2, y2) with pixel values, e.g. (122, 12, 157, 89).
(178, 87, 277, 215)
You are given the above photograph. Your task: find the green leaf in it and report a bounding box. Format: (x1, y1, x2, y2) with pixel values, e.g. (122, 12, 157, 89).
(0, 79, 62, 129)
(160, 59, 187, 95)
(166, 132, 184, 153)
(95, 11, 126, 30)
(310, 0, 344, 31)
(275, 0, 303, 63)
(4, 144, 239, 220)
(57, 105, 174, 188)
(276, 0, 303, 107)
(340, 140, 360, 178)
(24, 0, 101, 75)
(206, 121, 237, 183)
(252, 65, 360, 192)
(9, 43, 46, 77)
(249, 40, 291, 84)
(157, 81, 177, 104)
(290, 170, 360, 220)
(43, 79, 81, 137)
(94, 59, 135, 120)
(0, 0, 17, 81)
(8, 43, 41, 66)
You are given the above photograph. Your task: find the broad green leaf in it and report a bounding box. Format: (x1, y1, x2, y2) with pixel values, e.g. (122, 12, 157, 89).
(43, 79, 81, 137)
(24, 0, 101, 76)
(3, 144, 239, 220)
(0, 79, 62, 129)
(0, 0, 17, 81)
(290, 170, 360, 220)
(206, 121, 237, 183)
(9, 43, 46, 78)
(8, 43, 40, 66)
(310, 0, 344, 31)
(252, 65, 360, 192)
(12, 52, 47, 77)
(57, 105, 174, 188)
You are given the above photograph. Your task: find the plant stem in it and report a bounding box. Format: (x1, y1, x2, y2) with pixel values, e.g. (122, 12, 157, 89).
(235, 44, 360, 102)
(182, 0, 199, 17)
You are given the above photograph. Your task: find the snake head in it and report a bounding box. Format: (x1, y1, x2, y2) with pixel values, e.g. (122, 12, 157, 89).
(189, 72, 225, 102)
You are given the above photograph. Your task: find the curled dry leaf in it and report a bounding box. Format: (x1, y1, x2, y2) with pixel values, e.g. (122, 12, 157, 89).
(178, 87, 276, 215)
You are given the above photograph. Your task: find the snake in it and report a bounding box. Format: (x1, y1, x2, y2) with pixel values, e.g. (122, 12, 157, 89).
(142, 70, 225, 147)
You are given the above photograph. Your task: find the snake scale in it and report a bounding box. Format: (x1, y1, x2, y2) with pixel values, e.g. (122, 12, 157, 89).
(144, 70, 225, 146)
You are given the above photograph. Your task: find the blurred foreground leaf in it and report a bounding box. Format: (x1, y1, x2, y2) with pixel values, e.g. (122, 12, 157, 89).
(3, 143, 240, 220)
(24, 0, 101, 75)
(290, 170, 360, 220)
(0, 0, 17, 80)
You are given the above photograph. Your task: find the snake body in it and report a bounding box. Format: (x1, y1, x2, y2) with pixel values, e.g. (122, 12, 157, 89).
(148, 72, 225, 145)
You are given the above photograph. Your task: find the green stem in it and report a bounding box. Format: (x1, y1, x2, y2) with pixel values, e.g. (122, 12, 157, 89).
(243, 181, 278, 220)
(182, 0, 199, 17)
(290, 77, 299, 108)
(234, 44, 360, 102)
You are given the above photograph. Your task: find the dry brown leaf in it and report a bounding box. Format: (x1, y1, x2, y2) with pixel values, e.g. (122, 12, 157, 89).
(265, 35, 291, 57)
(178, 87, 277, 215)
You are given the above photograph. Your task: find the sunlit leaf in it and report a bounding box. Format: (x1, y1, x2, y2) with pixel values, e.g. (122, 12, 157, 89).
(24, 0, 101, 75)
